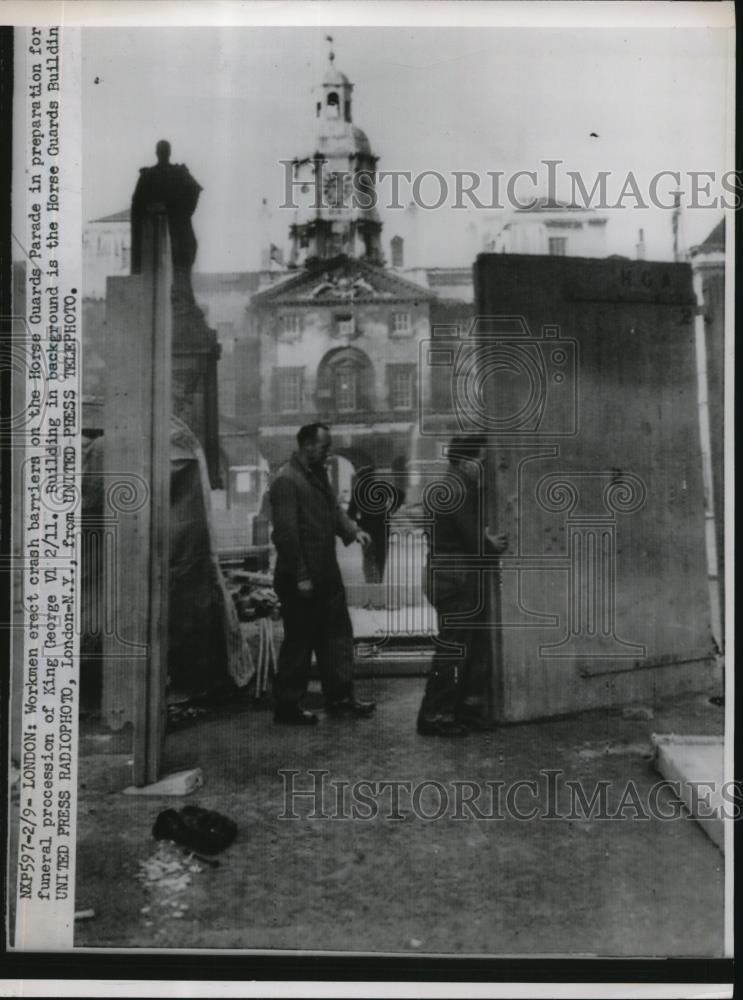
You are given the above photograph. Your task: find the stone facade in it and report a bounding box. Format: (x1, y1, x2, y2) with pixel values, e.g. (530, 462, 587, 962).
(250, 256, 433, 471)
(83, 210, 131, 299)
(483, 198, 609, 258)
(80, 52, 482, 482)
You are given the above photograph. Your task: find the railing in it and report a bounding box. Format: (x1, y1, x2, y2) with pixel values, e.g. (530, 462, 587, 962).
(259, 408, 415, 427)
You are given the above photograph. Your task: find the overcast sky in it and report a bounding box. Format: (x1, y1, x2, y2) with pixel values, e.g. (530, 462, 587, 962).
(16, 23, 733, 270)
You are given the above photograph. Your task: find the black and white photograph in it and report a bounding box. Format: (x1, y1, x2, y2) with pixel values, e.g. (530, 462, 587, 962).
(3, 0, 735, 987)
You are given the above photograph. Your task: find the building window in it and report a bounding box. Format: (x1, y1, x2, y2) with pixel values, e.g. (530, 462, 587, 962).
(317, 347, 373, 415)
(121, 245, 130, 270)
(548, 237, 567, 256)
(334, 367, 357, 412)
(277, 369, 303, 413)
(279, 313, 302, 340)
(390, 311, 412, 336)
(390, 236, 404, 268)
(326, 91, 340, 119)
(388, 365, 414, 410)
(335, 314, 355, 337)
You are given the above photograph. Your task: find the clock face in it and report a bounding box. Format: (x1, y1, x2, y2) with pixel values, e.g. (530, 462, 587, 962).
(324, 171, 352, 210)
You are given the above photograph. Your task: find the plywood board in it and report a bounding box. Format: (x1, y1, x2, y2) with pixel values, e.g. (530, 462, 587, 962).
(472, 255, 717, 721)
(102, 214, 171, 784)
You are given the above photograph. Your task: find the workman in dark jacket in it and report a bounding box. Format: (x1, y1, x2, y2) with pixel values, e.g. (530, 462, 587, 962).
(418, 434, 507, 737)
(269, 423, 376, 725)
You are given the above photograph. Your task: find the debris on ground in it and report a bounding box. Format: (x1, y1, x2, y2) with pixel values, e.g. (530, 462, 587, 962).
(123, 768, 204, 797)
(136, 841, 202, 921)
(622, 705, 655, 721)
(577, 742, 653, 760)
(166, 703, 209, 730)
(137, 844, 195, 891)
(185, 850, 220, 869)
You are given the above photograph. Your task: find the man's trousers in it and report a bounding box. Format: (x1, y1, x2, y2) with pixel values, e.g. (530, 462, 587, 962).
(273, 579, 355, 707)
(418, 570, 491, 724)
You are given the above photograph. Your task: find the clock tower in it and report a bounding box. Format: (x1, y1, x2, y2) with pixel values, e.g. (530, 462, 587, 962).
(288, 42, 384, 268)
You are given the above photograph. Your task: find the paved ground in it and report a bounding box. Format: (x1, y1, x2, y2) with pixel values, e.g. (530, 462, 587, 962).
(62, 681, 725, 955)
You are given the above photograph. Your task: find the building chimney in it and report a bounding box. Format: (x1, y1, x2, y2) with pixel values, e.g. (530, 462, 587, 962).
(635, 228, 646, 260)
(405, 200, 420, 269)
(259, 196, 273, 269)
(671, 190, 685, 262)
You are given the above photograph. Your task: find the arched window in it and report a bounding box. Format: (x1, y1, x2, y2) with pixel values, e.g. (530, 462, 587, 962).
(334, 366, 357, 412)
(317, 346, 374, 415)
(326, 91, 340, 118)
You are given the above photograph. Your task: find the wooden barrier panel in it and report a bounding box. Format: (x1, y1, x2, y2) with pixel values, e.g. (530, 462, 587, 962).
(472, 254, 718, 721)
(102, 212, 171, 785)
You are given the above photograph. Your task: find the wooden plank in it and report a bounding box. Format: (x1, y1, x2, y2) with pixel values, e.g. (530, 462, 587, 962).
(101, 272, 150, 742)
(102, 212, 171, 785)
(146, 216, 172, 784)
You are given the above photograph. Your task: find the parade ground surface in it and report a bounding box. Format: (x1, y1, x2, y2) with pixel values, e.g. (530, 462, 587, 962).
(58, 680, 725, 955)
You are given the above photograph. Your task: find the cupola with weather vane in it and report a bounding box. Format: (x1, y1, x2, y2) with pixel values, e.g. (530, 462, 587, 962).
(288, 37, 384, 268)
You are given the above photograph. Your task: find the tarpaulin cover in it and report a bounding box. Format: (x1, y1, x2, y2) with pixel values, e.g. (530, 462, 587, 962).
(81, 417, 253, 699)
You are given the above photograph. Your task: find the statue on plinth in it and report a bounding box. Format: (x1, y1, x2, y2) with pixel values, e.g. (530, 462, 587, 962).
(131, 140, 221, 487)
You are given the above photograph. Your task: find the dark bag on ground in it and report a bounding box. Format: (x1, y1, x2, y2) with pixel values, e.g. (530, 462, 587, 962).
(152, 805, 237, 855)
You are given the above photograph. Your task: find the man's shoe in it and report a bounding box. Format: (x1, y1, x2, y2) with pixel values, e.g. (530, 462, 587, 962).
(417, 717, 469, 737)
(273, 704, 319, 726)
(326, 698, 376, 718)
